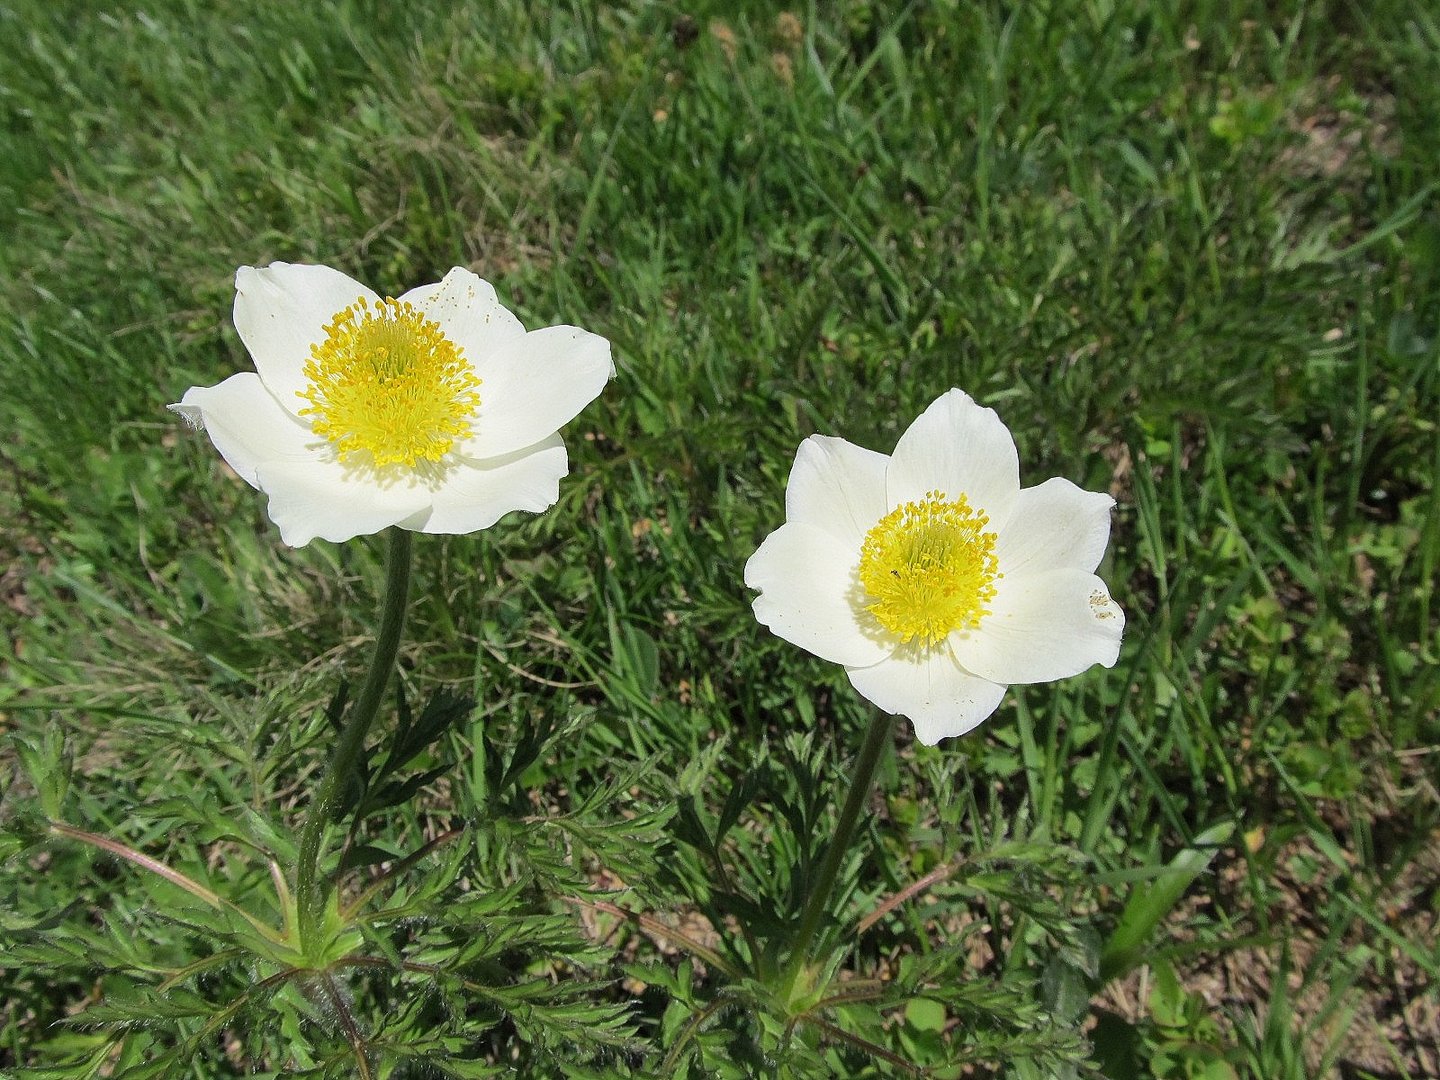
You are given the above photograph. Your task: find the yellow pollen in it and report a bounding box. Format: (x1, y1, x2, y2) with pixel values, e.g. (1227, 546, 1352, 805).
(298, 296, 480, 468)
(857, 490, 1001, 647)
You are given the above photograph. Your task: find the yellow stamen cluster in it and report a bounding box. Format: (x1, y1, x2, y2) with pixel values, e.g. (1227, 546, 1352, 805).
(298, 296, 480, 468)
(857, 490, 1000, 647)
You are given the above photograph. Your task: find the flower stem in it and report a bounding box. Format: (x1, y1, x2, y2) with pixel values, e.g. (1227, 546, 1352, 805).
(780, 705, 892, 1002)
(295, 528, 413, 944)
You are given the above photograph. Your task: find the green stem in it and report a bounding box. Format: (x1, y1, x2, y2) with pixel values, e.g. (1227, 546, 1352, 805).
(780, 705, 892, 1001)
(295, 528, 413, 943)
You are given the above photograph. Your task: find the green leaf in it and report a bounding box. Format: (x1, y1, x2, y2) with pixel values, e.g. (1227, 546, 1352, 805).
(1040, 957, 1090, 1024)
(387, 688, 472, 773)
(11, 725, 72, 819)
(337, 843, 399, 874)
(1100, 822, 1235, 983)
(904, 996, 946, 1033)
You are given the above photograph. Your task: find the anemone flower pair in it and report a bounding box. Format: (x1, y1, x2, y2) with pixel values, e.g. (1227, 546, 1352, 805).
(172, 263, 613, 546)
(745, 390, 1124, 744)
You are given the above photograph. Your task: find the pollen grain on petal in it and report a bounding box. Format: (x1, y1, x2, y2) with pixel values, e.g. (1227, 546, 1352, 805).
(1090, 590, 1118, 619)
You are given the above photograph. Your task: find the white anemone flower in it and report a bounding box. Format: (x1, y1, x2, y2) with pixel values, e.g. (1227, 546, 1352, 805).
(171, 263, 613, 546)
(744, 389, 1124, 745)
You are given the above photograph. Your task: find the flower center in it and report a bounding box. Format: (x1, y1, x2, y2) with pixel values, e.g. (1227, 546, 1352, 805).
(298, 296, 481, 468)
(857, 490, 1000, 647)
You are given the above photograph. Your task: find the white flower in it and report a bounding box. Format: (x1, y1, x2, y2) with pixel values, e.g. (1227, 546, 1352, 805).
(171, 263, 613, 546)
(744, 389, 1124, 745)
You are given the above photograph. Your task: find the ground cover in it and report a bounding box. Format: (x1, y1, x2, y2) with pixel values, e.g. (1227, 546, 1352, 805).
(1, 1, 1437, 1076)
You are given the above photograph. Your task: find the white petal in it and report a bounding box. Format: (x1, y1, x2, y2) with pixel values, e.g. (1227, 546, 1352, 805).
(252, 459, 433, 547)
(995, 477, 1115, 576)
(419, 434, 568, 534)
(233, 263, 378, 413)
(401, 267, 527, 356)
(744, 523, 893, 668)
(886, 389, 1020, 527)
(460, 325, 613, 458)
(952, 568, 1124, 684)
(171, 373, 315, 490)
(846, 647, 1007, 744)
(784, 435, 889, 548)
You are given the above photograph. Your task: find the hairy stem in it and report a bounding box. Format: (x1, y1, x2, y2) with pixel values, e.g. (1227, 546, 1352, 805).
(295, 528, 413, 943)
(779, 706, 892, 1002)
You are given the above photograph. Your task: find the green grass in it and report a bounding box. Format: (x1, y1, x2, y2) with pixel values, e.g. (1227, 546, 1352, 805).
(2, 0, 1437, 1075)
